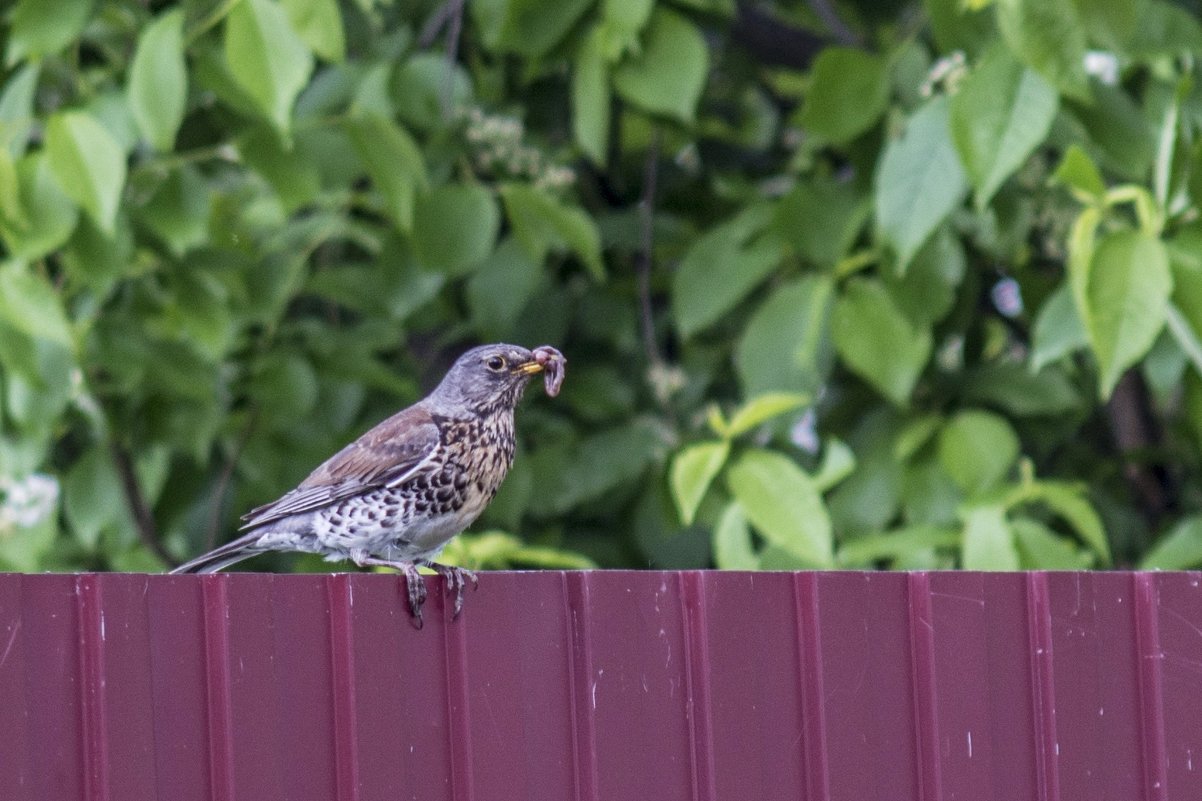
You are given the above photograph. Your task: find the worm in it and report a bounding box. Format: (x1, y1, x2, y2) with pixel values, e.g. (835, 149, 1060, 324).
(532, 345, 566, 397)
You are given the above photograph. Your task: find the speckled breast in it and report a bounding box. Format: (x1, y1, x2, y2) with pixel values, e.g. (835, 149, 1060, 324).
(436, 408, 516, 522)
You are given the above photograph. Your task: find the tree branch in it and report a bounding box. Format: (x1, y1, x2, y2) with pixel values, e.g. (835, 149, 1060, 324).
(1106, 370, 1173, 525)
(111, 443, 178, 569)
(730, 2, 836, 71)
(205, 410, 259, 552)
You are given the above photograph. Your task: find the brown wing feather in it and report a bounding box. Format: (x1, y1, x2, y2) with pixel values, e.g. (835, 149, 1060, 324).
(240, 405, 441, 530)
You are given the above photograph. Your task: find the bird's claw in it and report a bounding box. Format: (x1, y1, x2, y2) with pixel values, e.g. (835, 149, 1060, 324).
(423, 562, 478, 619)
(400, 563, 427, 629)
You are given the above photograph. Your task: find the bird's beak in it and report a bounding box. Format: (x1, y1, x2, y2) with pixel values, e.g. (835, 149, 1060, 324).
(516, 360, 544, 375)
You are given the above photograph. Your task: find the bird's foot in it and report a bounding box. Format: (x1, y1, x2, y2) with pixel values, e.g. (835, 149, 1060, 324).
(400, 562, 427, 629)
(351, 553, 427, 629)
(421, 561, 478, 619)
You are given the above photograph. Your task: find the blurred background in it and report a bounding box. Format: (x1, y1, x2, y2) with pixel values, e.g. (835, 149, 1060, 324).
(0, 0, 1201, 574)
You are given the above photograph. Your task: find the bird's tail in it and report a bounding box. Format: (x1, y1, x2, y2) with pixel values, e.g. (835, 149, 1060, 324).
(169, 531, 264, 574)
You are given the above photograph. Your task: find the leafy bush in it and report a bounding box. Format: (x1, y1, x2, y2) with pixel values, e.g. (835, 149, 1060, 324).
(1, 0, 1201, 573)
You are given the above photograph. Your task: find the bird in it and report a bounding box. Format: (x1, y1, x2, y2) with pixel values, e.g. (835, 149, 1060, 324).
(171, 343, 565, 627)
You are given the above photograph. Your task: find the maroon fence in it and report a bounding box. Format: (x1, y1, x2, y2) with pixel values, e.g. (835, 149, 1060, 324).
(0, 571, 1199, 800)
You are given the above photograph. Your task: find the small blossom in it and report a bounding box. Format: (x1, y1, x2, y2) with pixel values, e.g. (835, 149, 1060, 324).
(991, 277, 1024, 318)
(791, 408, 821, 454)
(0, 473, 60, 535)
(921, 51, 967, 98)
(1083, 51, 1119, 86)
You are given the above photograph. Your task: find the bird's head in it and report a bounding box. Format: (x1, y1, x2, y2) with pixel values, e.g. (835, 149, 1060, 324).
(429, 343, 549, 413)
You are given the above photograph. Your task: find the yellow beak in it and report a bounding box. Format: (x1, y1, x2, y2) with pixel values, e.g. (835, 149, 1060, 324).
(517, 361, 544, 375)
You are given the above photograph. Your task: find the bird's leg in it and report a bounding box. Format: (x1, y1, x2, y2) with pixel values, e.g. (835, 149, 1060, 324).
(351, 554, 427, 629)
(400, 562, 427, 629)
(420, 561, 478, 619)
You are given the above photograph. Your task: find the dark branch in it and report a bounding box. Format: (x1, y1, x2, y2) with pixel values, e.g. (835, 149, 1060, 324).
(205, 411, 259, 552)
(110, 443, 178, 569)
(806, 0, 862, 47)
(1106, 370, 1173, 525)
(730, 2, 837, 71)
(417, 0, 467, 119)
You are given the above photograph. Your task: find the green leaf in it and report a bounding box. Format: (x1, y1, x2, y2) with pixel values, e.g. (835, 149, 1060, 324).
(603, 0, 654, 35)
(726, 449, 833, 567)
(837, 525, 960, 567)
(949, 45, 1057, 207)
(1012, 517, 1094, 569)
(482, 0, 594, 58)
(137, 166, 211, 257)
(159, 270, 235, 362)
(1170, 226, 1202, 347)
(251, 353, 319, 424)
(735, 275, 834, 397)
(498, 183, 604, 279)
(937, 409, 1020, 495)
(0, 153, 78, 259)
(467, 237, 544, 336)
(535, 421, 666, 515)
(127, 10, 187, 152)
(412, 185, 500, 275)
(894, 414, 943, 461)
(392, 54, 473, 132)
(875, 96, 969, 269)
(727, 392, 808, 437)
(673, 205, 781, 338)
(996, 0, 1089, 100)
(0, 63, 40, 157)
(774, 179, 868, 266)
(799, 48, 889, 143)
(712, 502, 759, 570)
(1052, 144, 1106, 198)
(44, 111, 127, 236)
(669, 440, 729, 525)
(1085, 230, 1173, 398)
(962, 363, 1080, 417)
(1008, 480, 1110, 562)
(812, 438, 856, 493)
(280, 0, 345, 62)
(1067, 205, 1102, 335)
(573, 28, 611, 165)
(346, 115, 429, 231)
(0, 263, 73, 348)
(6, 0, 93, 64)
(225, 0, 314, 136)
(1128, 0, 1202, 58)
(1141, 516, 1202, 569)
(961, 503, 1020, 570)
(883, 225, 966, 327)
(239, 126, 322, 211)
(1031, 284, 1089, 371)
(925, 0, 996, 55)
(832, 279, 932, 405)
(901, 458, 962, 528)
(0, 150, 21, 229)
(64, 447, 128, 550)
(1069, 84, 1156, 182)
(613, 9, 708, 123)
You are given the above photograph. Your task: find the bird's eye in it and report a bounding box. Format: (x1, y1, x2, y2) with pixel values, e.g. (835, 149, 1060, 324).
(486, 356, 506, 371)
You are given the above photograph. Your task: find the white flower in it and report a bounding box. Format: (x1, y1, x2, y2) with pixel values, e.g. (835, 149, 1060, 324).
(0, 473, 60, 533)
(1083, 51, 1119, 86)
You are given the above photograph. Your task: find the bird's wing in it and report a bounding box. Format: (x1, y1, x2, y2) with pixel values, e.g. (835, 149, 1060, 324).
(239, 405, 442, 530)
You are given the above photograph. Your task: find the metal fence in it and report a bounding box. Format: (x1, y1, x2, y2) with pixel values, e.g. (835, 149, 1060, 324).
(1, 571, 1199, 800)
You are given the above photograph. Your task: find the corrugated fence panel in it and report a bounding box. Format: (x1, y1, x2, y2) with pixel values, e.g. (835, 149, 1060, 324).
(2, 571, 1202, 801)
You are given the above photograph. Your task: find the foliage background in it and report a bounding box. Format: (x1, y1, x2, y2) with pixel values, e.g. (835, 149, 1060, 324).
(1, 0, 1202, 574)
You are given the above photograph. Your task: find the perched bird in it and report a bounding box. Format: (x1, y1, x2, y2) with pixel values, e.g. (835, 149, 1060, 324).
(172, 343, 565, 627)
